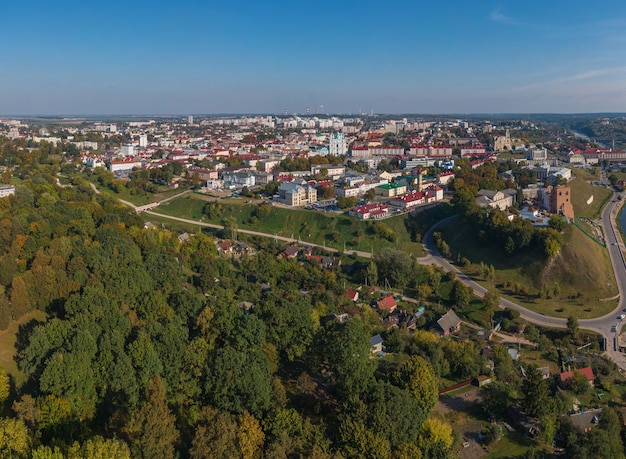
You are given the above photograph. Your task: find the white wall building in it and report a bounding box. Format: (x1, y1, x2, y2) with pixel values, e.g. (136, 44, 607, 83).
(121, 144, 136, 156)
(329, 132, 347, 156)
(0, 185, 15, 198)
(109, 160, 142, 172)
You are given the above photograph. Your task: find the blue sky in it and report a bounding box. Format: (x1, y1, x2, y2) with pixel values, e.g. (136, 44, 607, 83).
(1, 0, 626, 114)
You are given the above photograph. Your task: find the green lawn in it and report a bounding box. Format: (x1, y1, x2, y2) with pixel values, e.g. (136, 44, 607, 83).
(441, 218, 618, 319)
(89, 179, 187, 207)
(570, 168, 613, 219)
(483, 430, 534, 458)
(155, 194, 426, 256)
(0, 310, 47, 388)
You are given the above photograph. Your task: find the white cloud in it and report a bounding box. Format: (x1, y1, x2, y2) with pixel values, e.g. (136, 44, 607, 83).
(515, 67, 626, 91)
(490, 8, 512, 24)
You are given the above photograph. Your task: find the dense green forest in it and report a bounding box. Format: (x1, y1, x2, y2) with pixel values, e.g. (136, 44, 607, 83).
(0, 139, 625, 458)
(0, 145, 460, 458)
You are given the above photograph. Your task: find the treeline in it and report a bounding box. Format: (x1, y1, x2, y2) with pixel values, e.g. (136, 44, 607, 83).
(464, 206, 564, 258)
(0, 157, 462, 458)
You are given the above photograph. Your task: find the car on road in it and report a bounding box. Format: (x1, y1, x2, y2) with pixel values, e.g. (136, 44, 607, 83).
(612, 324, 618, 332)
(619, 314, 625, 320)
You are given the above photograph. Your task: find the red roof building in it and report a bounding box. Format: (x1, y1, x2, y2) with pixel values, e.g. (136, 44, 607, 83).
(376, 295, 397, 312)
(346, 289, 359, 302)
(559, 366, 595, 387)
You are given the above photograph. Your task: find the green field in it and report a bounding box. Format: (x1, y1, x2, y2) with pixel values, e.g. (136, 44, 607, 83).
(154, 194, 426, 256)
(0, 310, 47, 387)
(441, 219, 618, 319)
(90, 180, 186, 207)
(570, 168, 613, 219)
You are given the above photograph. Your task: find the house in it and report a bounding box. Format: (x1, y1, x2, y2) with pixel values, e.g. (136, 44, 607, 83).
(565, 408, 603, 433)
(376, 295, 397, 313)
(281, 246, 300, 259)
(476, 189, 514, 211)
(233, 242, 250, 255)
(383, 309, 419, 330)
(507, 404, 540, 437)
(370, 334, 384, 354)
(436, 310, 462, 336)
(537, 366, 551, 379)
(321, 257, 341, 269)
(238, 301, 254, 311)
(217, 240, 233, 254)
(346, 289, 359, 302)
(348, 203, 389, 220)
(320, 313, 350, 327)
(559, 366, 595, 388)
(389, 190, 427, 209)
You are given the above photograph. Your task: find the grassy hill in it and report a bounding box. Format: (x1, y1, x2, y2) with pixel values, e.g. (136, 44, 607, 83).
(570, 168, 612, 219)
(441, 219, 618, 319)
(154, 193, 426, 256)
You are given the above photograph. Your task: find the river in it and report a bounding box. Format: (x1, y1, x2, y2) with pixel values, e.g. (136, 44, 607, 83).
(572, 130, 607, 148)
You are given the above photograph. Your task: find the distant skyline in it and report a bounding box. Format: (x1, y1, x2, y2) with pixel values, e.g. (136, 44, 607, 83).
(2, 0, 626, 115)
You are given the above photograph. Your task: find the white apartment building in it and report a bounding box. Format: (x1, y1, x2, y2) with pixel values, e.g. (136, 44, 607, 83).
(109, 160, 142, 172)
(311, 164, 346, 179)
(121, 144, 136, 156)
(0, 185, 15, 198)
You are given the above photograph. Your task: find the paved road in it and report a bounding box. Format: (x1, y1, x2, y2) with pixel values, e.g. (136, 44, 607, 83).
(144, 210, 376, 258)
(119, 186, 626, 369)
(419, 191, 626, 370)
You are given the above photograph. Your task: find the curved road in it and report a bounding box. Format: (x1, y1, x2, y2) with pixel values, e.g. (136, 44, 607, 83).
(118, 185, 626, 369)
(420, 190, 626, 370)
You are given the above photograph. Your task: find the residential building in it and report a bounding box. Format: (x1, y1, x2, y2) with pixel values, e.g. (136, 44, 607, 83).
(438, 171, 455, 185)
(350, 146, 370, 158)
(109, 160, 142, 172)
(277, 181, 318, 206)
(121, 144, 136, 156)
(370, 334, 384, 354)
(187, 167, 219, 181)
(389, 190, 428, 209)
(559, 366, 595, 388)
(311, 164, 346, 180)
(369, 145, 405, 156)
(348, 203, 389, 219)
(460, 144, 486, 157)
(436, 310, 462, 336)
(375, 182, 407, 198)
(476, 189, 514, 211)
(376, 295, 397, 313)
(223, 171, 256, 189)
(565, 409, 603, 433)
(0, 184, 15, 198)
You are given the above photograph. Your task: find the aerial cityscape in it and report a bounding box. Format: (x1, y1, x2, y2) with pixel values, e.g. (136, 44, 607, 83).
(3, 0, 626, 458)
